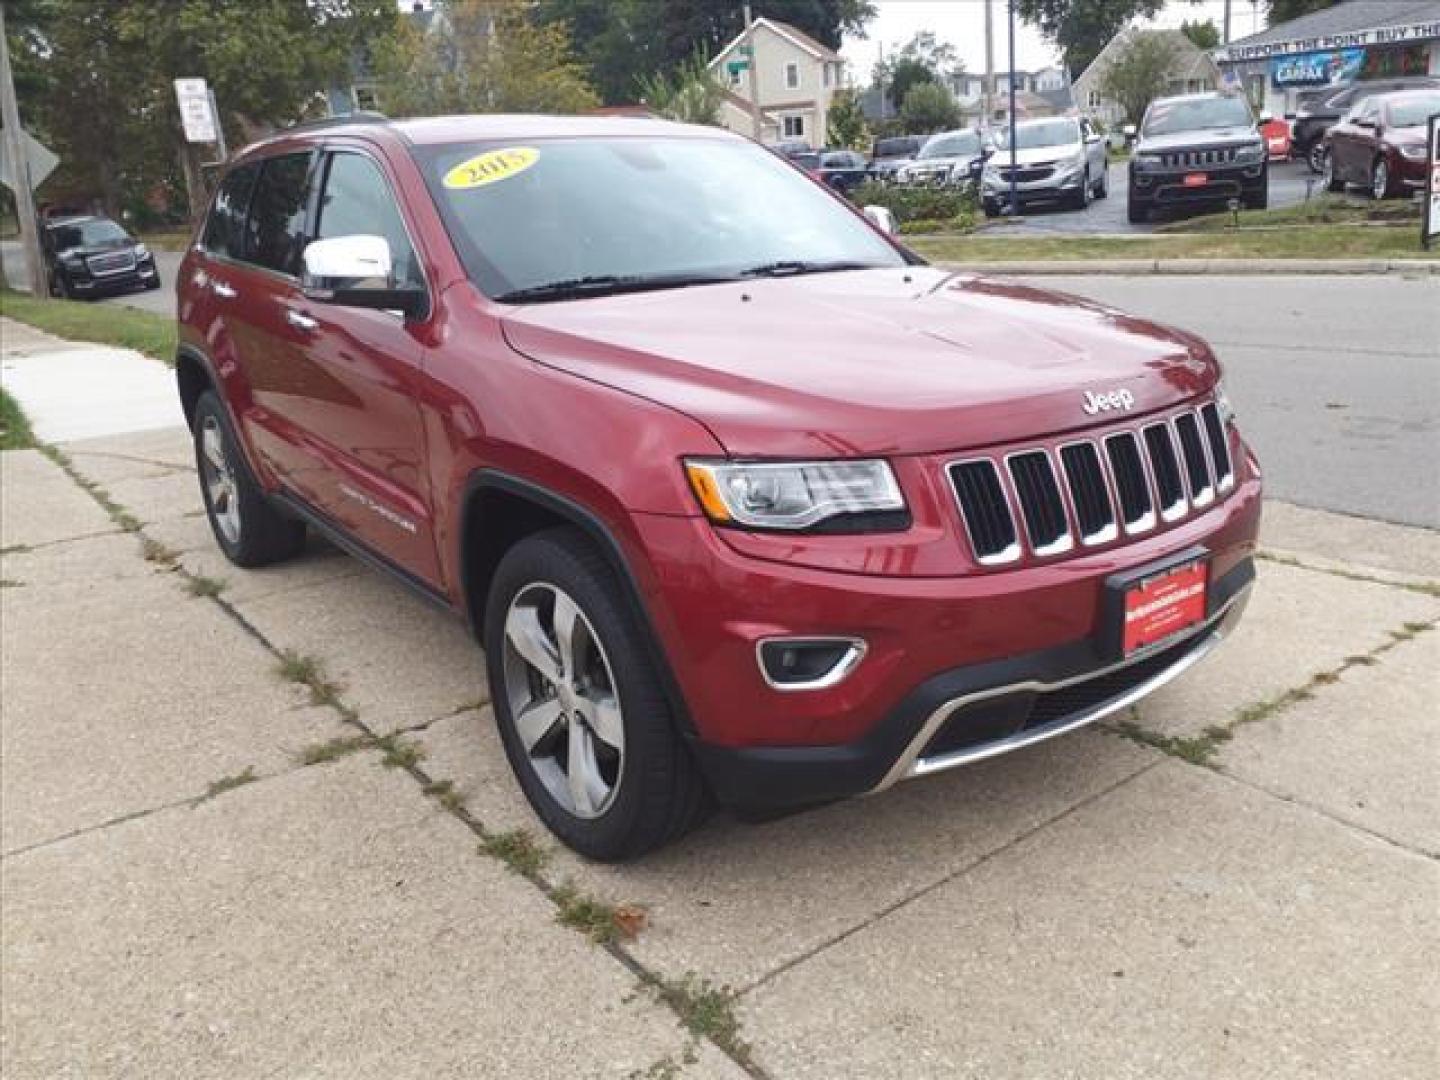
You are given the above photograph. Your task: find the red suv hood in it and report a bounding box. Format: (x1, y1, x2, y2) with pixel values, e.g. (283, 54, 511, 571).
(500, 267, 1219, 457)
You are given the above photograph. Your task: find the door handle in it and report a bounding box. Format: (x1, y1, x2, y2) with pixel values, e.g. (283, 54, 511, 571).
(211, 281, 237, 299)
(286, 309, 319, 333)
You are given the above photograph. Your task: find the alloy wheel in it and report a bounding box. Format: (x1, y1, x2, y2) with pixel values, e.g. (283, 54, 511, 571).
(1321, 151, 1336, 190)
(199, 415, 241, 545)
(1372, 160, 1388, 200)
(502, 582, 625, 820)
(1308, 143, 1327, 174)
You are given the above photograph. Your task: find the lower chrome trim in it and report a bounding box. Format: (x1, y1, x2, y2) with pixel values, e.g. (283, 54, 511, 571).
(756, 636, 868, 692)
(869, 582, 1251, 794)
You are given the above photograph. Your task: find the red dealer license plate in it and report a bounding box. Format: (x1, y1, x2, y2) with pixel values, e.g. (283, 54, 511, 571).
(1123, 561, 1208, 655)
(1183, 173, 1208, 188)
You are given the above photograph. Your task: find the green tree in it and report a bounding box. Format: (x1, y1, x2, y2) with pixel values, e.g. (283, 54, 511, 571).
(9, 0, 394, 220)
(638, 51, 724, 125)
(373, 1, 598, 117)
(898, 82, 960, 135)
(535, 0, 876, 105)
(1015, 0, 1165, 77)
(1097, 32, 1179, 125)
(826, 86, 869, 149)
(874, 29, 963, 109)
(1180, 18, 1220, 50)
(885, 57, 937, 110)
(1267, 1, 1337, 23)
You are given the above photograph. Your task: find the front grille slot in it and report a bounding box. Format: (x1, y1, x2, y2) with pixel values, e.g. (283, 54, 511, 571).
(1143, 423, 1187, 519)
(1104, 432, 1154, 532)
(1007, 451, 1071, 555)
(1162, 147, 1237, 169)
(1059, 442, 1116, 543)
(949, 461, 1019, 564)
(1174, 412, 1214, 505)
(86, 251, 137, 275)
(1200, 403, 1233, 490)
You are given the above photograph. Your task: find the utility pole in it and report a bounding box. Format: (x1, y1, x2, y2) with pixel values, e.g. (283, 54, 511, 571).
(0, 2, 46, 297)
(1223, 0, 1233, 44)
(983, 0, 995, 125)
(743, 3, 763, 142)
(1006, 0, 1018, 215)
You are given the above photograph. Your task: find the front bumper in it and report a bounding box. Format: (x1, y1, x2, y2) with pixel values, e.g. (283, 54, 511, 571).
(1130, 162, 1265, 205)
(982, 167, 1086, 205)
(63, 259, 159, 295)
(632, 459, 1262, 810)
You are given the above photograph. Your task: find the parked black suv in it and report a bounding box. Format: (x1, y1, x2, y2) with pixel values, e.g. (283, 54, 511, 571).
(1128, 93, 1267, 224)
(1293, 75, 1440, 173)
(41, 216, 161, 300)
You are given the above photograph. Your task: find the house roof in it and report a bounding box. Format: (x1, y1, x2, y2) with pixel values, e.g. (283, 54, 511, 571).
(1075, 27, 1217, 89)
(1222, 0, 1440, 51)
(708, 17, 842, 68)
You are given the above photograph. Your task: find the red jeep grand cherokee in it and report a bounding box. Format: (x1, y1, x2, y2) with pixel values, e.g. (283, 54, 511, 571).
(177, 115, 1260, 859)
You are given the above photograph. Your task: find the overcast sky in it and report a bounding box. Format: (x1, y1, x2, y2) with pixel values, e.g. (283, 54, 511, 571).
(838, 1, 1271, 78)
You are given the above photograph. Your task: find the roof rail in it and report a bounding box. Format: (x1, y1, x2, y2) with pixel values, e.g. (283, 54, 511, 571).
(284, 111, 390, 134)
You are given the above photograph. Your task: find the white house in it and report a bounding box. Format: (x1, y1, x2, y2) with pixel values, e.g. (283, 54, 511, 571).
(708, 17, 846, 146)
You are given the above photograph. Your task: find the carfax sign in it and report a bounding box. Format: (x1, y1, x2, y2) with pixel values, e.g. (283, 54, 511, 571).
(1269, 48, 1364, 87)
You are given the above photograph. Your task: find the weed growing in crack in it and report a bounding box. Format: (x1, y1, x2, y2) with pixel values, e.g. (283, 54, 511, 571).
(296, 735, 373, 766)
(0, 578, 22, 589)
(0, 544, 32, 556)
(649, 973, 752, 1067)
(1113, 719, 1232, 766)
(422, 779, 465, 813)
(185, 574, 227, 598)
(481, 828, 550, 876)
(553, 882, 634, 944)
(141, 536, 180, 565)
(274, 650, 353, 717)
(376, 734, 423, 770)
(196, 766, 258, 803)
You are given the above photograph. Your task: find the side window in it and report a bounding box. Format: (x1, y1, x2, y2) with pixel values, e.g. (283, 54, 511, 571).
(241, 152, 314, 276)
(315, 152, 424, 289)
(203, 162, 260, 259)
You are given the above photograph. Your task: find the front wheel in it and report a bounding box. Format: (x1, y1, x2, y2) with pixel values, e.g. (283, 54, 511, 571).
(1307, 142, 1327, 174)
(1371, 157, 1394, 200)
(1322, 148, 1343, 192)
(485, 528, 710, 861)
(1094, 166, 1109, 200)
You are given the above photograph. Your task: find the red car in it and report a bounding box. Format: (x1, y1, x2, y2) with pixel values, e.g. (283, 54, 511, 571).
(1323, 88, 1440, 199)
(177, 115, 1261, 859)
(1259, 115, 1292, 161)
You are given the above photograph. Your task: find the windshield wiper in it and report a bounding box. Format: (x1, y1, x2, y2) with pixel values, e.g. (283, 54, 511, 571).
(497, 272, 739, 303)
(738, 259, 879, 278)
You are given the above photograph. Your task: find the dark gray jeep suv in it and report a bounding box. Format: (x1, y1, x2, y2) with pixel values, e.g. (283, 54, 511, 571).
(1127, 93, 1268, 224)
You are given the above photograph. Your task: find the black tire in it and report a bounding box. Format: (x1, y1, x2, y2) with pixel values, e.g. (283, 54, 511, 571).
(192, 391, 305, 568)
(1322, 148, 1343, 192)
(485, 527, 711, 861)
(146, 273, 162, 291)
(1095, 166, 1109, 200)
(1307, 141, 1326, 174)
(982, 199, 1000, 218)
(1370, 156, 1394, 201)
(1068, 171, 1092, 210)
(50, 271, 73, 299)
(1127, 197, 1149, 224)
(1245, 176, 1269, 211)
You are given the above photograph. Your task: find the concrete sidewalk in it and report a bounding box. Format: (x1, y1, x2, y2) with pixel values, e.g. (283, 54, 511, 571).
(2, 336, 1437, 1078)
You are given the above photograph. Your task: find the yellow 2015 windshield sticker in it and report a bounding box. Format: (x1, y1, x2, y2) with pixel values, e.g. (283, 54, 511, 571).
(443, 147, 539, 189)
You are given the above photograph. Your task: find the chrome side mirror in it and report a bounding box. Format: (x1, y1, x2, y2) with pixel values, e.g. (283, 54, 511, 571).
(862, 205, 897, 234)
(301, 235, 426, 319)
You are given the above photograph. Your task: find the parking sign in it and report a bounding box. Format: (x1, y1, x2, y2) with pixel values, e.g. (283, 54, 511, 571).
(174, 77, 218, 144)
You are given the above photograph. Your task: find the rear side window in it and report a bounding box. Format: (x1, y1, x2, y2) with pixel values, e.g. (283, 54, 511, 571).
(315, 152, 424, 289)
(241, 152, 314, 276)
(203, 163, 260, 259)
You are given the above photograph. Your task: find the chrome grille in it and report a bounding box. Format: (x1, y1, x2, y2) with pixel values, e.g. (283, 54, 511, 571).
(948, 400, 1234, 565)
(997, 164, 1055, 183)
(86, 251, 137, 275)
(1161, 147, 1237, 169)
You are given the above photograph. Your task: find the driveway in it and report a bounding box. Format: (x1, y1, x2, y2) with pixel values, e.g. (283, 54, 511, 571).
(2, 282, 1438, 1078)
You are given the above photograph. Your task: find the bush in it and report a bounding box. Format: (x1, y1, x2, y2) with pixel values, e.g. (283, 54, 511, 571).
(850, 180, 977, 229)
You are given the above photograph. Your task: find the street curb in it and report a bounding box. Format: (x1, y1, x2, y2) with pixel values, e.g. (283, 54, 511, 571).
(933, 258, 1440, 276)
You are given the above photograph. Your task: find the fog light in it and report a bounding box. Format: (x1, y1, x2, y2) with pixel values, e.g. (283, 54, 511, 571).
(757, 637, 866, 691)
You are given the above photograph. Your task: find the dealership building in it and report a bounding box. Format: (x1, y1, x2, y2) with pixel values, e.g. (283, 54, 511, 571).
(1214, 0, 1440, 116)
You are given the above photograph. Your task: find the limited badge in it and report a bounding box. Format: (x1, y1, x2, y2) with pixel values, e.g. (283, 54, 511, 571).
(442, 147, 540, 189)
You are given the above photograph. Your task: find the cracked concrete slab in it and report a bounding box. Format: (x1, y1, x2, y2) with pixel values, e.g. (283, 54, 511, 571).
(1262, 500, 1440, 582)
(0, 755, 719, 1080)
(1136, 559, 1439, 738)
(739, 762, 1440, 1080)
(231, 570, 487, 733)
(1216, 627, 1440, 856)
(416, 710, 1157, 989)
(0, 531, 147, 592)
(1, 567, 349, 854)
(1, 448, 114, 549)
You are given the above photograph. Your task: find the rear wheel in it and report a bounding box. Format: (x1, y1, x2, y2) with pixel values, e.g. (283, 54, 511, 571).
(1322, 149, 1343, 192)
(1371, 157, 1393, 200)
(485, 528, 710, 861)
(193, 391, 305, 567)
(1307, 141, 1327, 174)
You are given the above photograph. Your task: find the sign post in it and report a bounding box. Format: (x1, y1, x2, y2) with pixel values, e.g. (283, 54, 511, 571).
(1424, 113, 1440, 251)
(174, 77, 223, 223)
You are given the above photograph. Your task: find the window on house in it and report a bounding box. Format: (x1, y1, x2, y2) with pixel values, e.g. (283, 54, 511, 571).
(783, 115, 805, 139)
(729, 67, 743, 89)
(1088, 89, 1102, 109)
(823, 63, 831, 88)
(785, 62, 799, 90)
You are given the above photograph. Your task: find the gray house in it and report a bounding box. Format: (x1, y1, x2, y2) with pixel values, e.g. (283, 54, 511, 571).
(1074, 28, 1223, 126)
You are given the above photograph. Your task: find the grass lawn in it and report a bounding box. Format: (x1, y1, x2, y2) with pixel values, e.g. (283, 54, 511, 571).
(1, 388, 35, 450)
(0, 288, 175, 366)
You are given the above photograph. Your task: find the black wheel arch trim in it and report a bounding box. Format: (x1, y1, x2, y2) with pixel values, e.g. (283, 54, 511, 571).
(460, 469, 698, 739)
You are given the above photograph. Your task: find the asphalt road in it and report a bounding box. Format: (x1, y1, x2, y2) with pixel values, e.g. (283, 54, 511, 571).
(993, 158, 1319, 235)
(1031, 275, 1440, 529)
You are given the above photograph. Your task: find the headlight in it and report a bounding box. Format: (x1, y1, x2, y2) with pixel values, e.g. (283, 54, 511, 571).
(60, 252, 84, 266)
(1134, 153, 1164, 169)
(684, 459, 906, 531)
(1233, 142, 1265, 164)
(134, 243, 150, 258)
(1397, 145, 1426, 160)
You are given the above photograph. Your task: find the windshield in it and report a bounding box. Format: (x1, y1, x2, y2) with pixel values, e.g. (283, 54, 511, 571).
(49, 218, 129, 249)
(1387, 95, 1440, 126)
(919, 131, 981, 159)
(1143, 96, 1252, 136)
(874, 137, 918, 158)
(416, 137, 905, 301)
(993, 119, 1079, 150)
